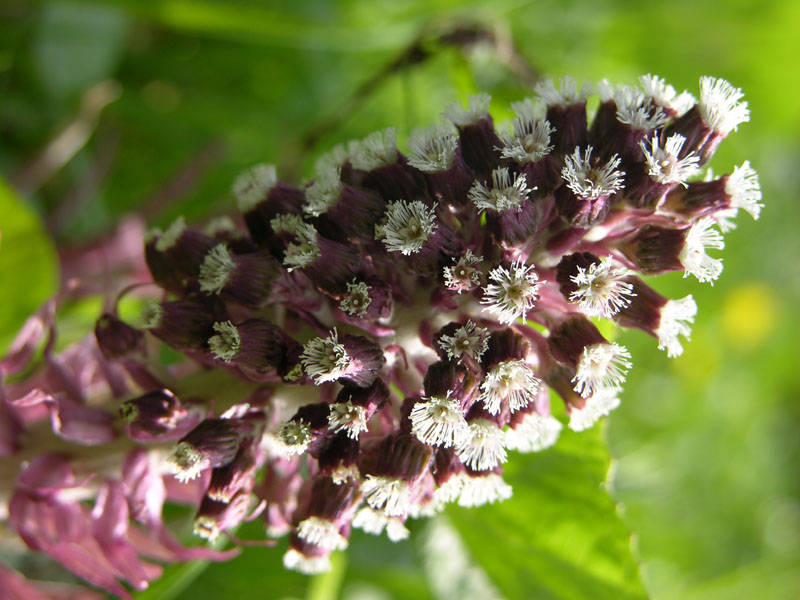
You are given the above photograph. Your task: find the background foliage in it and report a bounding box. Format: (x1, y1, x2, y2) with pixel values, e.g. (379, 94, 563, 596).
(1, 0, 798, 598)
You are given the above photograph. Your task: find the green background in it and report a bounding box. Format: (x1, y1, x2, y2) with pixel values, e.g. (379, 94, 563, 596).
(1, 1, 798, 598)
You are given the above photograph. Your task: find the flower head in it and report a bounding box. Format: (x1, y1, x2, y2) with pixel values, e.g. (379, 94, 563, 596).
(469, 167, 532, 213)
(562, 146, 625, 199)
(498, 99, 554, 163)
(379, 200, 438, 255)
(409, 394, 470, 448)
(0, 72, 762, 591)
(679, 217, 725, 283)
(443, 250, 483, 293)
(568, 256, 635, 318)
(481, 261, 539, 324)
(301, 330, 351, 384)
(640, 134, 701, 186)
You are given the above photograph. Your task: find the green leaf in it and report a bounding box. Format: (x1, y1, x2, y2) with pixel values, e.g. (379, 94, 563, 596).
(32, 2, 128, 98)
(134, 559, 212, 600)
(0, 177, 58, 354)
(447, 424, 647, 600)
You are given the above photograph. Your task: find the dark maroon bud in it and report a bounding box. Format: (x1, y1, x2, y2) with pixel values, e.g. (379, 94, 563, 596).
(480, 329, 528, 370)
(95, 313, 146, 360)
(145, 217, 217, 291)
(423, 360, 468, 398)
(520, 155, 562, 197)
(277, 402, 331, 457)
(337, 334, 385, 388)
(663, 162, 761, 221)
(588, 98, 619, 152)
(203, 215, 256, 253)
(232, 164, 306, 246)
(546, 102, 589, 154)
(271, 213, 362, 295)
(141, 297, 224, 351)
(304, 236, 363, 296)
(285, 532, 334, 573)
(303, 475, 359, 523)
(120, 389, 188, 437)
(547, 316, 631, 399)
(193, 490, 253, 542)
(555, 251, 602, 299)
(336, 276, 393, 324)
(362, 158, 430, 204)
(305, 168, 386, 241)
(620, 224, 688, 275)
(557, 146, 625, 227)
(315, 434, 360, 482)
(432, 447, 466, 491)
(198, 244, 282, 307)
(445, 95, 502, 177)
(405, 123, 475, 208)
(365, 432, 434, 484)
(621, 162, 671, 209)
(491, 198, 546, 246)
(614, 276, 698, 358)
(554, 182, 613, 228)
(321, 379, 389, 442)
(207, 318, 298, 380)
(167, 418, 250, 482)
(665, 105, 711, 162)
(300, 331, 384, 388)
(547, 316, 608, 368)
(335, 377, 390, 414)
(613, 276, 666, 335)
(207, 439, 259, 503)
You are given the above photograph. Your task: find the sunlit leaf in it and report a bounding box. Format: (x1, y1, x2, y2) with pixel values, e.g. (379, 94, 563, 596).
(447, 425, 647, 600)
(0, 177, 58, 353)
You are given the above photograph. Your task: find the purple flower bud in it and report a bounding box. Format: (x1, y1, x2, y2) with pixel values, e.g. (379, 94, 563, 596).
(555, 252, 635, 318)
(535, 76, 591, 153)
(406, 123, 475, 207)
(283, 533, 333, 574)
(557, 146, 625, 227)
(94, 313, 146, 360)
(294, 476, 359, 551)
(301, 330, 384, 388)
(663, 161, 762, 220)
(141, 297, 225, 351)
(120, 389, 194, 439)
(233, 164, 306, 245)
(614, 276, 697, 357)
(207, 318, 298, 380)
(167, 418, 249, 483)
(622, 218, 724, 283)
(326, 378, 389, 440)
(145, 217, 217, 294)
(548, 316, 632, 399)
(359, 433, 433, 517)
(305, 166, 386, 240)
(349, 128, 428, 201)
(445, 93, 502, 176)
(207, 439, 260, 503)
(198, 244, 282, 307)
(315, 433, 361, 482)
(193, 490, 254, 542)
(277, 402, 331, 457)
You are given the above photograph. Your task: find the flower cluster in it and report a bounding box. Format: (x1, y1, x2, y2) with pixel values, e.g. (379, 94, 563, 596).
(0, 74, 760, 594)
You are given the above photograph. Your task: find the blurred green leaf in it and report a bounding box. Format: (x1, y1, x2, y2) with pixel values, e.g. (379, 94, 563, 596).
(134, 559, 212, 600)
(447, 425, 646, 600)
(32, 2, 128, 98)
(0, 177, 58, 354)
